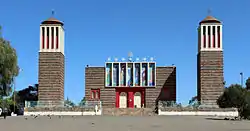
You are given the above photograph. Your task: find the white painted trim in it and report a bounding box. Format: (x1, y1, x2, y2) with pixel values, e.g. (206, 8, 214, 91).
(119, 63, 121, 86)
(126, 62, 128, 86)
(133, 63, 135, 86)
(198, 24, 223, 52)
(49, 27, 52, 50)
(200, 26, 203, 51)
(154, 62, 156, 87)
(104, 62, 156, 87)
(158, 110, 238, 117)
(146, 62, 149, 86)
(39, 26, 42, 51)
(39, 25, 65, 55)
(201, 48, 223, 51)
(24, 110, 102, 116)
(210, 26, 212, 48)
(215, 25, 218, 48)
(220, 25, 223, 50)
(205, 26, 208, 48)
(140, 63, 142, 86)
(111, 63, 114, 86)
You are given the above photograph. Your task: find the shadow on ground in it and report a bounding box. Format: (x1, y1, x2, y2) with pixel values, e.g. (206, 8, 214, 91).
(205, 117, 240, 121)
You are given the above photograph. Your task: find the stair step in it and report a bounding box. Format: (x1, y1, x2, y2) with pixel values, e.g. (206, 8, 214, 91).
(102, 108, 157, 116)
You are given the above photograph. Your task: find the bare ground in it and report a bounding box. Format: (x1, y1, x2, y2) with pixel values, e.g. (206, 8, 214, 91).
(0, 116, 249, 131)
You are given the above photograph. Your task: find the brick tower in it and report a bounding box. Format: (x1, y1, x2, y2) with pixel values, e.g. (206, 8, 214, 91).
(197, 15, 224, 106)
(38, 15, 65, 106)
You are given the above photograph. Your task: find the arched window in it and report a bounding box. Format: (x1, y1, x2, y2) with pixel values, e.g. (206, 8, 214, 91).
(96, 91, 99, 99)
(91, 88, 100, 99)
(91, 91, 95, 99)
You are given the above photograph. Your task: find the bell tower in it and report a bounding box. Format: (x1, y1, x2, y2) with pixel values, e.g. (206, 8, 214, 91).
(38, 12, 65, 106)
(197, 14, 224, 106)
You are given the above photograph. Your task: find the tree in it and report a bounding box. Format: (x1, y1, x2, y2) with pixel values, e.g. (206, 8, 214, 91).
(64, 97, 75, 107)
(217, 84, 250, 119)
(0, 26, 19, 97)
(13, 84, 38, 107)
(246, 77, 250, 90)
(0, 97, 14, 108)
(79, 97, 86, 106)
(188, 96, 199, 108)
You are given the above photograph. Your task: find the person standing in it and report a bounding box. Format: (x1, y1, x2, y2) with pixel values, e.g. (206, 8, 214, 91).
(3, 107, 8, 119)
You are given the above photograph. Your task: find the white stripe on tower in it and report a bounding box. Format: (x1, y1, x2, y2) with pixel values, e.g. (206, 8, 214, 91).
(205, 26, 208, 49)
(210, 26, 213, 48)
(45, 27, 47, 49)
(49, 27, 52, 50)
(215, 25, 218, 49)
(220, 25, 222, 49)
(201, 26, 203, 51)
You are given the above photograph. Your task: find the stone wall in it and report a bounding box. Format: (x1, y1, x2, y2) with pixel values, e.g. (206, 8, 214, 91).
(145, 67, 176, 108)
(85, 67, 116, 108)
(38, 52, 65, 105)
(85, 67, 105, 101)
(197, 51, 224, 105)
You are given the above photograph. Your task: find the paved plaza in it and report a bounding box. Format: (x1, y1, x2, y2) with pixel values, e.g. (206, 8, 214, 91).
(0, 116, 250, 131)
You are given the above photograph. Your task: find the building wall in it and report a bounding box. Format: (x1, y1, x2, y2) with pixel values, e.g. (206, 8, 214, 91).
(85, 67, 116, 107)
(85, 66, 176, 108)
(197, 51, 224, 105)
(145, 67, 176, 108)
(38, 52, 65, 105)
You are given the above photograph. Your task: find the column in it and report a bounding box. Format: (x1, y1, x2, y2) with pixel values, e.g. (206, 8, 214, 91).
(111, 63, 113, 86)
(133, 63, 135, 86)
(215, 25, 218, 49)
(154, 63, 156, 87)
(118, 63, 121, 87)
(45, 27, 48, 49)
(220, 25, 223, 49)
(53, 26, 56, 51)
(126, 63, 128, 86)
(140, 63, 142, 86)
(40, 26, 43, 51)
(201, 26, 204, 51)
(147, 63, 149, 86)
(210, 26, 212, 48)
(49, 27, 52, 51)
(206, 26, 208, 49)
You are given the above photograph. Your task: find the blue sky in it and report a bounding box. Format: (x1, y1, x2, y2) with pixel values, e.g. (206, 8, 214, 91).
(1, 0, 250, 104)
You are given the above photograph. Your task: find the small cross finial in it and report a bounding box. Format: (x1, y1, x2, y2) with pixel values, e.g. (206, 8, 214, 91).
(207, 8, 212, 16)
(51, 9, 55, 17)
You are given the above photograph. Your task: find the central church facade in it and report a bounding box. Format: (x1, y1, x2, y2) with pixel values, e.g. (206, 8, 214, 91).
(85, 59, 176, 108)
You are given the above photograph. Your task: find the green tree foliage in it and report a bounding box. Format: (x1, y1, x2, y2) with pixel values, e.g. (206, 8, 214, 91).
(188, 96, 200, 108)
(64, 97, 75, 107)
(0, 97, 14, 109)
(246, 77, 250, 90)
(217, 84, 250, 119)
(79, 97, 86, 106)
(0, 26, 19, 97)
(12, 84, 38, 107)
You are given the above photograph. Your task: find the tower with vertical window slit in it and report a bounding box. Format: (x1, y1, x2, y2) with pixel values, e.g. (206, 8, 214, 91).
(38, 16, 65, 106)
(197, 15, 224, 106)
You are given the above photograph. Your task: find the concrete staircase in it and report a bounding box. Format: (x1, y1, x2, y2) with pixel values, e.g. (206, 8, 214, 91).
(102, 108, 157, 116)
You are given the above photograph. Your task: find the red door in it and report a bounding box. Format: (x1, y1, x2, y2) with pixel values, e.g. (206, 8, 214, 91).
(128, 92, 134, 108)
